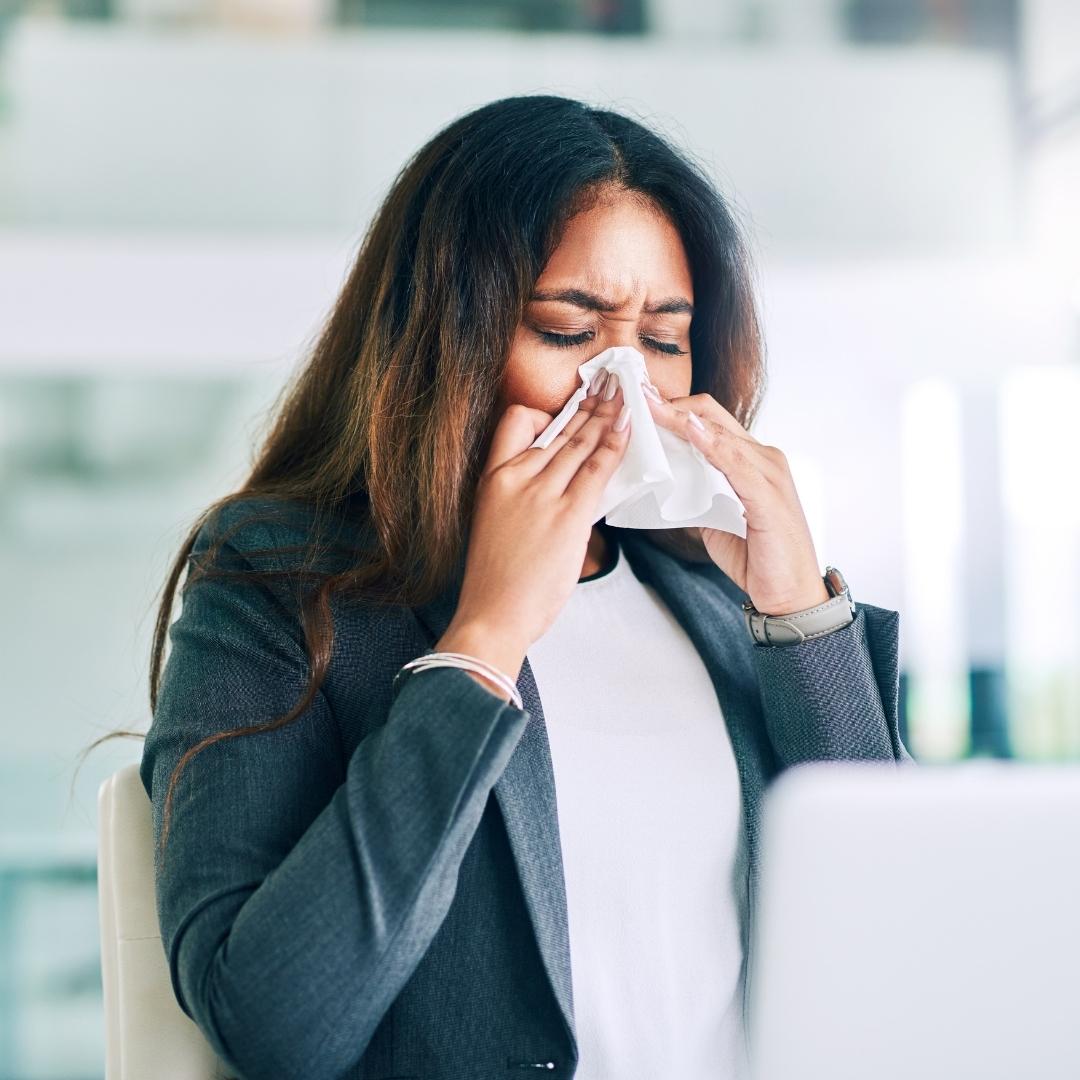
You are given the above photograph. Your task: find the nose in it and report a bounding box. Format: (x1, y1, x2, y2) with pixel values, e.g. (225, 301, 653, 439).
(603, 324, 643, 353)
(593, 327, 657, 386)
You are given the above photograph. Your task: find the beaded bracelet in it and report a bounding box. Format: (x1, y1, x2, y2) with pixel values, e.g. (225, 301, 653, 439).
(394, 650, 524, 711)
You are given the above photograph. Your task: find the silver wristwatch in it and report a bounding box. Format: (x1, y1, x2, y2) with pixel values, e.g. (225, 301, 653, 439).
(742, 566, 856, 646)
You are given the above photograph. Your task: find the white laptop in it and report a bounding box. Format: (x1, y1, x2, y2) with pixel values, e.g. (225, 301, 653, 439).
(749, 760, 1080, 1080)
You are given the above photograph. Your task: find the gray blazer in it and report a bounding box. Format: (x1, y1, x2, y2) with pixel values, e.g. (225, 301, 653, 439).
(141, 498, 911, 1080)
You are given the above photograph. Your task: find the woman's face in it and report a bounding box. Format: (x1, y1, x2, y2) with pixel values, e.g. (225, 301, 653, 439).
(500, 188, 694, 416)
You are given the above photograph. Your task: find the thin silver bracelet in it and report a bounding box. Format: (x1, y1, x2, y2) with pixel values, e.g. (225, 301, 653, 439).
(395, 650, 524, 710)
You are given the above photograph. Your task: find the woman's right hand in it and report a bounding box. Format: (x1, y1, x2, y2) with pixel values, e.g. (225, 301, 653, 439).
(437, 378, 631, 690)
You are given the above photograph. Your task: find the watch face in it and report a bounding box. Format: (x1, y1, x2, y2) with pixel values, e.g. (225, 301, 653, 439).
(824, 566, 846, 597)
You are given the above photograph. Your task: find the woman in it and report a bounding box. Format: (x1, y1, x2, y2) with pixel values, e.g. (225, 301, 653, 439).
(140, 94, 911, 1080)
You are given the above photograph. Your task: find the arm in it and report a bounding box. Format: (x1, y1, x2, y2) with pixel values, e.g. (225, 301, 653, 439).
(141, 519, 529, 1080)
(749, 600, 914, 766)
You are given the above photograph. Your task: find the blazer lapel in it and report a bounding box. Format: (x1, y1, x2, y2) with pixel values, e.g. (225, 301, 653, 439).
(490, 658, 577, 1054)
(409, 558, 578, 1057)
(409, 530, 774, 1061)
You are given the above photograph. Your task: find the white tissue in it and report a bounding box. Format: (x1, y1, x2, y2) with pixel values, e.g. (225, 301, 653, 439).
(529, 345, 748, 536)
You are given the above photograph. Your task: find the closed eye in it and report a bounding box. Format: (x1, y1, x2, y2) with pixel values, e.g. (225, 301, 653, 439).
(536, 329, 687, 356)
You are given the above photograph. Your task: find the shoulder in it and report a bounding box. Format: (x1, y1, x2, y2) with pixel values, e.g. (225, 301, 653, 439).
(194, 495, 318, 556)
(192, 494, 374, 575)
(181, 494, 378, 634)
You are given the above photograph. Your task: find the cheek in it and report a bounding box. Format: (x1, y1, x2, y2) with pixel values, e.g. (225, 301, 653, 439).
(651, 355, 693, 399)
(501, 333, 583, 413)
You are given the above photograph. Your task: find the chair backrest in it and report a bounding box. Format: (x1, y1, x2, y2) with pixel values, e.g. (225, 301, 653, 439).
(97, 763, 231, 1080)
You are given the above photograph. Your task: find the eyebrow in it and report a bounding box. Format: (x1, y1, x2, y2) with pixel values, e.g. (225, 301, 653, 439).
(530, 288, 694, 317)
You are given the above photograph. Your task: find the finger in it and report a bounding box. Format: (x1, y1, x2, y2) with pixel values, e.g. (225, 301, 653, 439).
(637, 387, 773, 505)
(562, 396, 632, 511)
(536, 383, 627, 492)
(681, 414, 778, 507)
(483, 403, 564, 472)
(509, 377, 616, 477)
(666, 392, 758, 442)
(643, 389, 779, 488)
(651, 389, 759, 444)
(700, 527, 748, 590)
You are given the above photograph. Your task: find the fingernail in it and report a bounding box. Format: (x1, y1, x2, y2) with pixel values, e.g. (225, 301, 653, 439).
(641, 380, 662, 403)
(614, 403, 631, 432)
(603, 372, 619, 401)
(688, 410, 706, 431)
(588, 370, 608, 398)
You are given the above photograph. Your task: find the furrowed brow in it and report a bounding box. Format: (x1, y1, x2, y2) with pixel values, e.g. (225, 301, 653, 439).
(530, 288, 693, 317)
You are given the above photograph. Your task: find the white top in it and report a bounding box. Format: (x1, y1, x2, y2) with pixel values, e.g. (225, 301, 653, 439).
(525, 532, 749, 1080)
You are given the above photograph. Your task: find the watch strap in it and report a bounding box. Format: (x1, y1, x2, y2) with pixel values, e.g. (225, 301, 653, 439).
(742, 566, 856, 646)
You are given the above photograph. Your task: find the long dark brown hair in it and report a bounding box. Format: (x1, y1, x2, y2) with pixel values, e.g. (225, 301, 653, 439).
(80, 93, 766, 858)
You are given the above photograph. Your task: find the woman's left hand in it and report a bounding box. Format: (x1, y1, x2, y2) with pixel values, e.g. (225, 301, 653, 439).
(644, 384, 830, 617)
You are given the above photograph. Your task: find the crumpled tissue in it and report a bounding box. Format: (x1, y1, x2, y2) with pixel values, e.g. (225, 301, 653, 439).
(529, 345, 747, 536)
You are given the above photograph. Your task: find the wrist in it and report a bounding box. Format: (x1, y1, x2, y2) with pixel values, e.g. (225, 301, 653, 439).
(743, 566, 855, 647)
(436, 621, 527, 691)
(758, 582, 831, 618)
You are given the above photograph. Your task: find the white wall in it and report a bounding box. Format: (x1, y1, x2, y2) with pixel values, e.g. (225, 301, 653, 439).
(1021, 0, 1080, 279)
(0, 20, 1016, 255)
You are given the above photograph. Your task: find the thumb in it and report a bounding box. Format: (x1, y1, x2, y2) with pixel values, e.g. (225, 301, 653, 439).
(483, 403, 556, 471)
(700, 527, 748, 594)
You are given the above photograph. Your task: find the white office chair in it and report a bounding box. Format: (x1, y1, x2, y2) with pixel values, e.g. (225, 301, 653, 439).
(97, 763, 233, 1080)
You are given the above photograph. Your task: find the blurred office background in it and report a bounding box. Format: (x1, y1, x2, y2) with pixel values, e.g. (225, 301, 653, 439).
(1, 0, 1079, 1074)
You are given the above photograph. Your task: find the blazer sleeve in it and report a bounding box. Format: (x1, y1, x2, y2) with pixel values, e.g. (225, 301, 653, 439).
(140, 515, 530, 1080)
(749, 600, 914, 766)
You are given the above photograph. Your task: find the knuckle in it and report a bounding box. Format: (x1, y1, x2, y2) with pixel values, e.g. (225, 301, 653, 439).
(502, 402, 532, 423)
(761, 444, 789, 472)
(728, 441, 751, 466)
(484, 464, 517, 491)
(695, 419, 721, 445)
